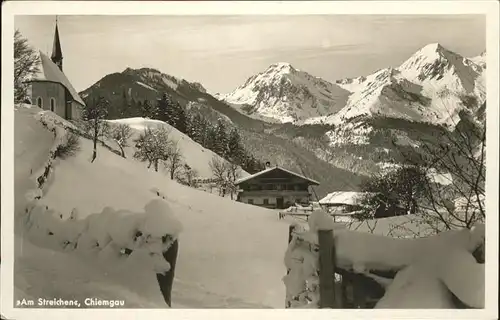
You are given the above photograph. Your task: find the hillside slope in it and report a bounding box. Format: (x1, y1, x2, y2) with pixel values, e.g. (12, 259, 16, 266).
(14, 106, 290, 308)
(106, 117, 248, 179)
(80, 67, 265, 131)
(80, 68, 363, 195)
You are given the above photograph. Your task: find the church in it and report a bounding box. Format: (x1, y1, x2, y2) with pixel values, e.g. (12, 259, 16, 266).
(25, 19, 85, 121)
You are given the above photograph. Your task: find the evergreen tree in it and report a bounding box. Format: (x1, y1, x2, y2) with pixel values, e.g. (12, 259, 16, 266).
(137, 100, 143, 117)
(187, 113, 211, 147)
(141, 99, 159, 119)
(186, 113, 200, 142)
(172, 101, 187, 133)
(205, 125, 218, 150)
(214, 119, 229, 157)
(198, 116, 210, 145)
(158, 93, 174, 123)
(128, 98, 138, 117)
(120, 89, 131, 118)
(227, 127, 245, 163)
(157, 93, 187, 132)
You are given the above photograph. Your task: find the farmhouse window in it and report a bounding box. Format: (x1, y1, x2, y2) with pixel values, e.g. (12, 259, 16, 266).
(248, 199, 254, 204)
(263, 199, 269, 205)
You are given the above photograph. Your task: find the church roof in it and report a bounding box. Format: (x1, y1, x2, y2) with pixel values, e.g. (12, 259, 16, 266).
(27, 51, 85, 106)
(51, 23, 63, 62)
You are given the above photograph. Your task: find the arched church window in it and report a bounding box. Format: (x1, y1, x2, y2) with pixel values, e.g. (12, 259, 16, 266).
(50, 98, 56, 112)
(37, 97, 43, 108)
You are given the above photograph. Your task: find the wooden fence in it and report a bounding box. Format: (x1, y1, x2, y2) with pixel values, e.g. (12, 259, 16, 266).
(286, 226, 389, 309)
(156, 239, 179, 307)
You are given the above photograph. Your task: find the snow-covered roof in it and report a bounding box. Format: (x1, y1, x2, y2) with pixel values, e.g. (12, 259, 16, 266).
(319, 191, 378, 206)
(26, 51, 85, 106)
(234, 166, 320, 185)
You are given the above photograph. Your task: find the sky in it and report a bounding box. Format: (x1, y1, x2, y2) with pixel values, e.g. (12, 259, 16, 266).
(15, 15, 486, 94)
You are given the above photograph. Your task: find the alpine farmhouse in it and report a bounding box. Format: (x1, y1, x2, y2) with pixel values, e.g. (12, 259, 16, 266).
(235, 164, 320, 209)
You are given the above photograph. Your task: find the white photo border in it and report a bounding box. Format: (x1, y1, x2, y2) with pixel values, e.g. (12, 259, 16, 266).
(1, 1, 498, 319)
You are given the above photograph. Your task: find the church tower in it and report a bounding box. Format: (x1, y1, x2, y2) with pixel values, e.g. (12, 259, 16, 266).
(51, 17, 63, 72)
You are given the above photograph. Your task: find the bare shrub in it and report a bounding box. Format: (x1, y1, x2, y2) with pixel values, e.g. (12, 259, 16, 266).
(53, 132, 81, 159)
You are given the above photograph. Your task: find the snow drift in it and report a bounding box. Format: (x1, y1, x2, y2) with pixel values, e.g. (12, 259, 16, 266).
(13, 105, 289, 309)
(283, 210, 485, 309)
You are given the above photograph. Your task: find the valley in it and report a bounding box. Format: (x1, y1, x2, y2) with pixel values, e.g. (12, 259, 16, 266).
(78, 43, 486, 198)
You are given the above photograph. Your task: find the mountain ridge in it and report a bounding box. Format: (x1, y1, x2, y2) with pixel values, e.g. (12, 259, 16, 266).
(219, 43, 485, 127)
(77, 42, 486, 194)
(219, 62, 350, 123)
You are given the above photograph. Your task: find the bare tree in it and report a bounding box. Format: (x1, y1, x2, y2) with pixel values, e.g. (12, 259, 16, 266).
(82, 96, 109, 163)
(108, 123, 133, 158)
(209, 156, 229, 197)
(357, 165, 429, 220)
(225, 161, 242, 200)
(209, 156, 241, 199)
(393, 106, 486, 233)
(181, 164, 199, 188)
(14, 30, 40, 103)
(166, 143, 183, 180)
(134, 126, 174, 172)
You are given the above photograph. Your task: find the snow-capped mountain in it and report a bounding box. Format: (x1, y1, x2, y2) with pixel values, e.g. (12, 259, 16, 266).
(470, 51, 486, 69)
(219, 62, 351, 123)
(306, 43, 486, 127)
(79, 67, 273, 131)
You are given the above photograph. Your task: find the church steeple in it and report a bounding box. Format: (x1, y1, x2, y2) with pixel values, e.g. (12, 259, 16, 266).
(51, 16, 63, 71)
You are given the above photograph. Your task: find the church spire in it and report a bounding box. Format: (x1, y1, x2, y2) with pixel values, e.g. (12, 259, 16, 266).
(51, 16, 63, 71)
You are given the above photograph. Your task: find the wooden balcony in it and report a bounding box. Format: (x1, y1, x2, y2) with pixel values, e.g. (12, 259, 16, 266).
(238, 190, 311, 197)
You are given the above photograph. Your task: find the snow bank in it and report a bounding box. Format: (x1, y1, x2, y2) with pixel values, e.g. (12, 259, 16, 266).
(283, 224, 320, 308)
(26, 199, 183, 276)
(15, 108, 71, 223)
(15, 106, 290, 308)
(375, 264, 456, 308)
(284, 209, 485, 308)
(14, 234, 170, 308)
(21, 198, 183, 306)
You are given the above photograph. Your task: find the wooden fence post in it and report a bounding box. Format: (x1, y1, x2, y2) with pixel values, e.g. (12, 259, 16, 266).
(352, 273, 366, 308)
(156, 239, 179, 307)
(288, 224, 295, 244)
(318, 229, 335, 308)
(285, 224, 296, 308)
(332, 239, 343, 309)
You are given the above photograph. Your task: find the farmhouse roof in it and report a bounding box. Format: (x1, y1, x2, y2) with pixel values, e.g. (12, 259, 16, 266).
(26, 51, 85, 106)
(235, 166, 320, 185)
(319, 191, 378, 206)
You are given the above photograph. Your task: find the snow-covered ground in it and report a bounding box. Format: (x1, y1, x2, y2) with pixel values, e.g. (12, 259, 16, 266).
(284, 210, 485, 309)
(107, 117, 249, 180)
(11, 105, 288, 311)
(5, 104, 490, 316)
